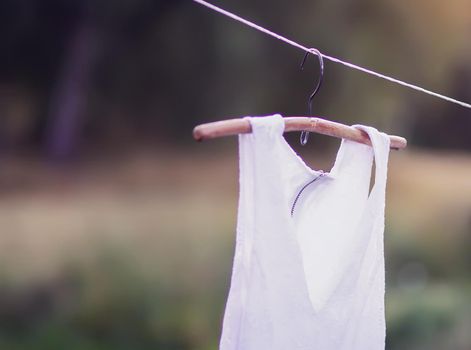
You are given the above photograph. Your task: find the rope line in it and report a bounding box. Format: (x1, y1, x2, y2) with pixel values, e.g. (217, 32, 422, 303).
(193, 0, 471, 109)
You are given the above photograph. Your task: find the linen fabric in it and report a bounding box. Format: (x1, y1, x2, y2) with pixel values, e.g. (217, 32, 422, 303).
(220, 114, 390, 350)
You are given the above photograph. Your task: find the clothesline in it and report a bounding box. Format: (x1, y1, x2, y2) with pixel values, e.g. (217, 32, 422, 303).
(192, 0, 471, 110)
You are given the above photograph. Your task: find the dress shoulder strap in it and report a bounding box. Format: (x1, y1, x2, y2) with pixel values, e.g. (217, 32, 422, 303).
(353, 125, 391, 207)
(244, 114, 285, 138)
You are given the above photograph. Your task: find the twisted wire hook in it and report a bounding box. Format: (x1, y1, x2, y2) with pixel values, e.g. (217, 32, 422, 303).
(300, 48, 324, 145)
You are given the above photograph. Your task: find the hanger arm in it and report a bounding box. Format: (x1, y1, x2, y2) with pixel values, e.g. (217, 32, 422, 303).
(193, 117, 407, 149)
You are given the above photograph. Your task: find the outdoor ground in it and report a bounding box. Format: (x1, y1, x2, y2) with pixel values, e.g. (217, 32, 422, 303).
(0, 146, 469, 349)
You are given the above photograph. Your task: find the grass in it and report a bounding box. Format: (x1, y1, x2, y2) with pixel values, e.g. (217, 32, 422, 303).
(0, 146, 469, 349)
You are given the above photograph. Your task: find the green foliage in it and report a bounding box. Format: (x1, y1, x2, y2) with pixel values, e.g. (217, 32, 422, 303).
(0, 249, 223, 350)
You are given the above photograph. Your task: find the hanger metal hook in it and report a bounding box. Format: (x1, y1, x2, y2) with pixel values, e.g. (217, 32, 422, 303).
(300, 48, 324, 145)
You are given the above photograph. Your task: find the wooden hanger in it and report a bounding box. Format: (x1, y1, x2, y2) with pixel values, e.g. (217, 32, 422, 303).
(193, 116, 407, 150)
(193, 50, 407, 150)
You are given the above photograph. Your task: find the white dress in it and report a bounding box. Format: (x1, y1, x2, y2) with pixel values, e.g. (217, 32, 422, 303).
(220, 114, 390, 350)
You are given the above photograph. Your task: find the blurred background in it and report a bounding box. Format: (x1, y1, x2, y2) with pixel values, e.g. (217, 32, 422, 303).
(0, 0, 470, 349)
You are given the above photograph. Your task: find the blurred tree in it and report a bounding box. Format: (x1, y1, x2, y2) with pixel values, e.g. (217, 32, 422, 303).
(0, 0, 470, 154)
(410, 62, 471, 150)
(45, 14, 96, 158)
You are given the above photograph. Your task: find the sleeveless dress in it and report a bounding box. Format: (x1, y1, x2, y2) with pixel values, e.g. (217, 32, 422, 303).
(220, 114, 390, 350)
